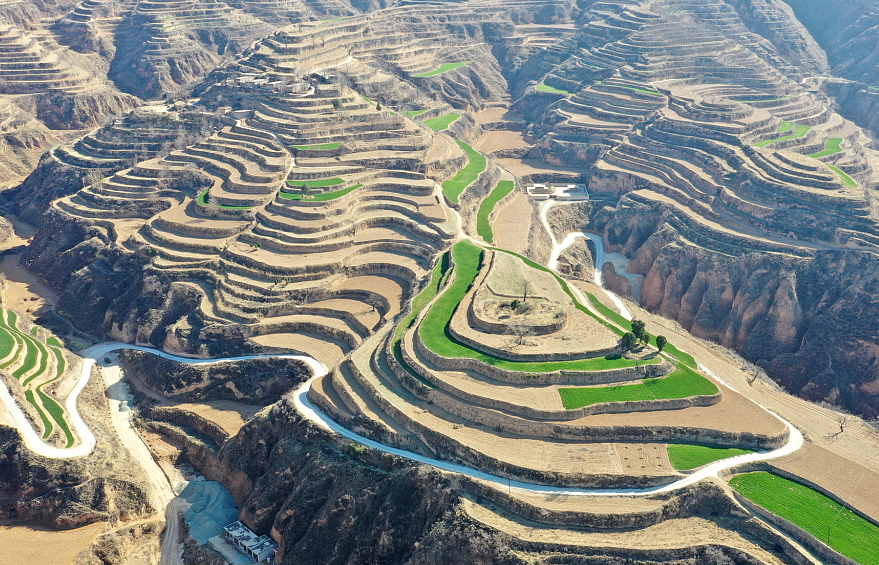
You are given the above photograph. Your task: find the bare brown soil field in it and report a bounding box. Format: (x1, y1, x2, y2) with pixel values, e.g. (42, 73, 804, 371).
(0, 520, 105, 565)
(251, 332, 347, 369)
(502, 486, 667, 515)
(492, 193, 532, 254)
(580, 378, 785, 436)
(495, 157, 591, 178)
(473, 130, 531, 153)
(0, 253, 58, 316)
(770, 442, 879, 522)
(470, 105, 525, 125)
(174, 401, 265, 437)
(462, 497, 790, 564)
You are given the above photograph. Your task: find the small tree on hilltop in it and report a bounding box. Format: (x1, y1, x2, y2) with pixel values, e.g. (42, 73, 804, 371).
(655, 335, 667, 352)
(620, 332, 638, 351)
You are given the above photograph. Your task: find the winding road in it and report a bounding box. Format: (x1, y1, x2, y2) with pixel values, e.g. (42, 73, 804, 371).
(540, 200, 633, 320)
(1, 340, 804, 499)
(0, 190, 809, 499)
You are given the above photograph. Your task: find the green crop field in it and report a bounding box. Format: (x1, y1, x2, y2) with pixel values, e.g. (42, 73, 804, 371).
(423, 113, 461, 131)
(442, 141, 486, 204)
(403, 109, 428, 117)
(392, 254, 449, 386)
(755, 124, 810, 148)
(596, 81, 663, 97)
(730, 471, 879, 565)
(414, 62, 470, 77)
(745, 95, 799, 104)
(558, 364, 719, 409)
(25, 390, 53, 437)
(827, 164, 857, 188)
(12, 334, 39, 379)
(287, 177, 346, 188)
(476, 180, 515, 243)
(0, 307, 73, 445)
(809, 138, 843, 158)
(292, 142, 341, 150)
(777, 121, 794, 133)
(280, 184, 362, 201)
(0, 327, 15, 360)
(535, 83, 575, 95)
(667, 444, 754, 470)
(22, 337, 50, 386)
(419, 242, 660, 373)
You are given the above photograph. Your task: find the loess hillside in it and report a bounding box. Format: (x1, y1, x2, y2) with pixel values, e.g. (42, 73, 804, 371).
(2, 1, 879, 564)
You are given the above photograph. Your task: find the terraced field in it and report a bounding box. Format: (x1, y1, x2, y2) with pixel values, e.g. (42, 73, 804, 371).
(13, 0, 879, 561)
(730, 472, 879, 565)
(0, 309, 72, 446)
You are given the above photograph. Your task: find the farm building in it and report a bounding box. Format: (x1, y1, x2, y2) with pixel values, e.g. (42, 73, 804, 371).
(223, 521, 278, 563)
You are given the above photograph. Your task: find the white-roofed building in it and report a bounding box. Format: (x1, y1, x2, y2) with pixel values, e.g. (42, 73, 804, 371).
(223, 521, 278, 563)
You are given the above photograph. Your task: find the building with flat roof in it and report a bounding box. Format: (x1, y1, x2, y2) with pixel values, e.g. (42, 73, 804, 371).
(526, 183, 588, 200)
(223, 521, 278, 563)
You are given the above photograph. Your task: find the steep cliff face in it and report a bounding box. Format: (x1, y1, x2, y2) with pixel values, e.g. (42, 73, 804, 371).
(781, 0, 879, 84)
(0, 367, 152, 528)
(725, 0, 829, 74)
(590, 198, 879, 418)
(217, 398, 474, 565)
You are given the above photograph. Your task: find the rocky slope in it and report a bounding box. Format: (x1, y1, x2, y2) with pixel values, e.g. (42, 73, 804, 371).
(781, 0, 879, 84)
(585, 197, 879, 418)
(0, 365, 152, 528)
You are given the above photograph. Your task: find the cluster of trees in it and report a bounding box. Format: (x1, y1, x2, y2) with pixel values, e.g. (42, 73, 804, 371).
(619, 318, 667, 353)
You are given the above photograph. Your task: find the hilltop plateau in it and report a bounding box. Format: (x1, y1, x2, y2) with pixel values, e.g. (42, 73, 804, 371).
(0, 0, 878, 564)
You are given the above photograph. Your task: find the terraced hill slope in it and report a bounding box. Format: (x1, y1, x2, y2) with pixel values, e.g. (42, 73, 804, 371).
(4, 0, 879, 563)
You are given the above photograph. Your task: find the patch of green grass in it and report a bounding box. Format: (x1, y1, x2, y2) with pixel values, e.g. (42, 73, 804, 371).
(37, 388, 73, 446)
(403, 110, 429, 117)
(423, 113, 461, 131)
(744, 94, 799, 103)
(197, 189, 254, 210)
(667, 444, 754, 470)
(535, 83, 575, 95)
(0, 327, 15, 361)
(414, 62, 470, 77)
(587, 293, 630, 328)
(442, 141, 486, 204)
(827, 164, 857, 187)
(777, 121, 794, 133)
(730, 471, 879, 565)
(292, 142, 341, 150)
(29, 327, 38, 337)
(597, 81, 663, 97)
(47, 337, 63, 347)
(755, 124, 811, 148)
(50, 347, 66, 379)
(476, 180, 516, 243)
(419, 242, 658, 373)
(558, 364, 719, 409)
(287, 177, 346, 188)
(25, 390, 52, 438)
(809, 138, 843, 158)
(280, 184, 363, 201)
(12, 334, 39, 380)
(392, 254, 450, 387)
(22, 337, 50, 386)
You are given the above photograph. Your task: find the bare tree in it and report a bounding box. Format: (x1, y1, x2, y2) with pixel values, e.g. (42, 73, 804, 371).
(509, 323, 533, 347)
(521, 280, 534, 303)
(836, 414, 848, 434)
